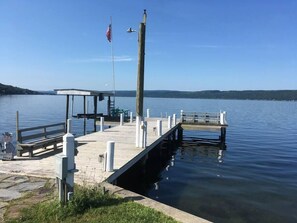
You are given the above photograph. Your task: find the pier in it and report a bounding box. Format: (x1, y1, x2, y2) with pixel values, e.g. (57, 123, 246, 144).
(1, 111, 227, 183)
(0, 117, 180, 184)
(1, 113, 223, 223)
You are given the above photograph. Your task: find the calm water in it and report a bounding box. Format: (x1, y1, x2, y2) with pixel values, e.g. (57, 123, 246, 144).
(1, 95, 297, 222)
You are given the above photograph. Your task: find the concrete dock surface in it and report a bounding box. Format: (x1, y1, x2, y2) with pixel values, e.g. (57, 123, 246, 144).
(0, 118, 211, 223)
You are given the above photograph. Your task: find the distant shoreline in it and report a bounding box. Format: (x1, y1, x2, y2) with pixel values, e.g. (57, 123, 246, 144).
(1, 83, 296, 101)
(114, 90, 297, 101)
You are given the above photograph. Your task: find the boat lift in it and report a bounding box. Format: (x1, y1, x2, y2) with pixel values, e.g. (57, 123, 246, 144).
(55, 89, 114, 135)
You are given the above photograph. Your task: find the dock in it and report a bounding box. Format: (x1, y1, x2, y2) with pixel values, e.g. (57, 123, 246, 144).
(0, 118, 179, 185)
(1, 111, 227, 183)
(0, 114, 221, 223)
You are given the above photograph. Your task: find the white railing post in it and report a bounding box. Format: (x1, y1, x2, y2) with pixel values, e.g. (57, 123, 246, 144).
(157, 120, 162, 136)
(106, 141, 115, 172)
(100, 117, 104, 132)
(168, 116, 172, 129)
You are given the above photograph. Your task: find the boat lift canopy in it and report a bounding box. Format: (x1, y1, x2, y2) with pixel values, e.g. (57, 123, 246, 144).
(54, 89, 114, 134)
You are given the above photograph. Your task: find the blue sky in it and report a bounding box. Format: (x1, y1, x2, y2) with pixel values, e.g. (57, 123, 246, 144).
(0, 0, 296, 91)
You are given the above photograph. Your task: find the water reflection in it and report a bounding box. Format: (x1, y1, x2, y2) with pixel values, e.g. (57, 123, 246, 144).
(179, 140, 226, 162)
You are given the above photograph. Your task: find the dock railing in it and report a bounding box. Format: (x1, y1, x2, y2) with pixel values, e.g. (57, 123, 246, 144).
(180, 111, 227, 126)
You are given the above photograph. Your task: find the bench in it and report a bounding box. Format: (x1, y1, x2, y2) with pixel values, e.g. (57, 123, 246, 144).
(17, 122, 66, 157)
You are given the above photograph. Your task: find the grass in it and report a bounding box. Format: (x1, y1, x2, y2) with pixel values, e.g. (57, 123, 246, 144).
(5, 184, 179, 223)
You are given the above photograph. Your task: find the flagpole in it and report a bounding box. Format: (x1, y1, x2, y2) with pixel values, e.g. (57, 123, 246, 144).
(110, 16, 116, 105)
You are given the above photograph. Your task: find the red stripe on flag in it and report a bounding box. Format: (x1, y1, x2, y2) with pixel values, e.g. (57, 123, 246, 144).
(106, 24, 112, 42)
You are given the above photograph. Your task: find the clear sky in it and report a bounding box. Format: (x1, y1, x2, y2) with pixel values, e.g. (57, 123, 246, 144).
(0, 0, 296, 91)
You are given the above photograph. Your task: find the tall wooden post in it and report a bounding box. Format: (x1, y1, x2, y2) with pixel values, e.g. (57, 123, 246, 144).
(178, 125, 183, 142)
(136, 10, 147, 118)
(221, 127, 226, 143)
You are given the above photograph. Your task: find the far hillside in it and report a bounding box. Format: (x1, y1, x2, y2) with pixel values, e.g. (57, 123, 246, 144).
(0, 83, 38, 95)
(115, 90, 297, 101)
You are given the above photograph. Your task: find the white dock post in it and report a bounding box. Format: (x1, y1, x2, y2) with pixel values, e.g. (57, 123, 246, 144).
(173, 114, 176, 126)
(130, 112, 133, 123)
(168, 116, 172, 129)
(120, 113, 124, 126)
(180, 110, 184, 122)
(144, 121, 147, 148)
(157, 120, 162, 136)
(63, 133, 75, 198)
(106, 141, 115, 172)
(147, 109, 150, 118)
(67, 119, 72, 133)
(136, 116, 141, 147)
(220, 111, 227, 125)
(140, 121, 147, 148)
(100, 117, 104, 132)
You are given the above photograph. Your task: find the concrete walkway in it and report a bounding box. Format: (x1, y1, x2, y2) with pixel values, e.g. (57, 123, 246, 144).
(0, 173, 50, 222)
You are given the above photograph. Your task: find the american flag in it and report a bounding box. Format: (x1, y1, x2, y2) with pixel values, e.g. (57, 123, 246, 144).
(106, 24, 112, 42)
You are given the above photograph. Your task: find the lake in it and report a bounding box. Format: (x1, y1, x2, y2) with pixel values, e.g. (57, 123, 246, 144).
(1, 95, 297, 222)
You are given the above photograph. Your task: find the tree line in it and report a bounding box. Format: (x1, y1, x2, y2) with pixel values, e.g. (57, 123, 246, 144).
(1, 82, 296, 101)
(115, 90, 297, 101)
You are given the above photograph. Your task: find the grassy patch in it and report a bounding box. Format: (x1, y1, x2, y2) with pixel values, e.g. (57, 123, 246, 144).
(5, 185, 179, 223)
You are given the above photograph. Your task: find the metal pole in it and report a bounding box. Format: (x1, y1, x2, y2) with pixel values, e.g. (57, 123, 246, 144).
(110, 17, 116, 106)
(94, 96, 97, 132)
(16, 111, 19, 142)
(66, 95, 69, 131)
(83, 96, 86, 135)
